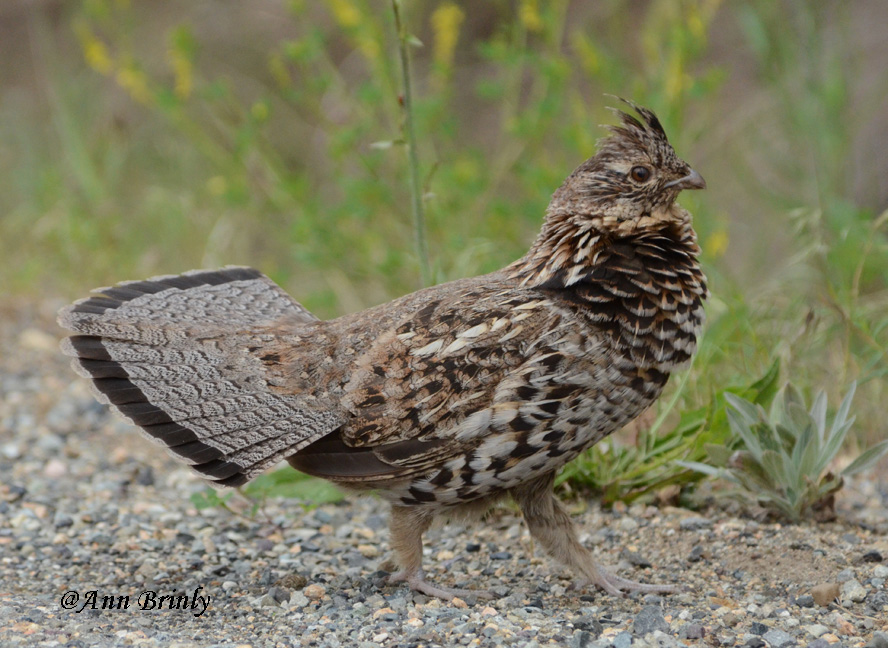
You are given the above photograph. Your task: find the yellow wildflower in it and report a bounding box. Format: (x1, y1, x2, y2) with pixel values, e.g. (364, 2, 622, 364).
(519, 0, 543, 32)
(116, 62, 152, 105)
(268, 52, 291, 89)
(251, 101, 270, 123)
(706, 229, 729, 258)
(74, 21, 114, 75)
(327, 0, 361, 29)
(431, 2, 464, 70)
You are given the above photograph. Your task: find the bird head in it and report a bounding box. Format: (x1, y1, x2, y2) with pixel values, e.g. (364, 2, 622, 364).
(549, 100, 705, 226)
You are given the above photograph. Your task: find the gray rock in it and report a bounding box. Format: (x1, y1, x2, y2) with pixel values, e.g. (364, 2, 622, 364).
(761, 628, 795, 647)
(289, 592, 309, 608)
(574, 616, 603, 638)
(571, 629, 594, 648)
(750, 622, 769, 635)
(866, 631, 888, 648)
(841, 579, 867, 603)
(620, 548, 652, 568)
(678, 623, 705, 640)
(679, 516, 712, 531)
(53, 512, 74, 528)
(612, 631, 633, 648)
(645, 630, 679, 647)
(836, 568, 855, 583)
(632, 605, 669, 636)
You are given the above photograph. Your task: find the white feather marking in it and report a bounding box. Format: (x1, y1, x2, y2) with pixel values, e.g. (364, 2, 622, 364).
(441, 337, 470, 355)
(498, 325, 524, 342)
(490, 317, 509, 332)
(512, 300, 548, 310)
(410, 339, 443, 357)
(458, 323, 490, 339)
(454, 409, 493, 441)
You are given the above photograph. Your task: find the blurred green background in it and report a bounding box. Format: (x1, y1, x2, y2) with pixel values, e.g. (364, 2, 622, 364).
(1, 1, 886, 453)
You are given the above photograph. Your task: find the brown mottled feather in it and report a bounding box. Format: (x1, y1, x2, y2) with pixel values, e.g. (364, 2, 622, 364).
(58, 101, 707, 598)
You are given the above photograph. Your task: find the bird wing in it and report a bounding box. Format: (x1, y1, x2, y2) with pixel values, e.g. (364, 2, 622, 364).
(58, 268, 346, 488)
(288, 285, 613, 483)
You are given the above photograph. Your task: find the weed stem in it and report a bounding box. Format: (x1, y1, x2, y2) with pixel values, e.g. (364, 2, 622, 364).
(392, 0, 431, 287)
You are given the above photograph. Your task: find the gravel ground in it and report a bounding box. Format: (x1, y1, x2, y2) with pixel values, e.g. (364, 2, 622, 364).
(1, 302, 887, 648)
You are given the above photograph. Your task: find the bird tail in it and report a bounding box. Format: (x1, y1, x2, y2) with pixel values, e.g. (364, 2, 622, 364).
(58, 267, 342, 488)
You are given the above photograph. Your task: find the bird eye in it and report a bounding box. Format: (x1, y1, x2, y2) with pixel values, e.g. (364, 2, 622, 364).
(629, 166, 651, 182)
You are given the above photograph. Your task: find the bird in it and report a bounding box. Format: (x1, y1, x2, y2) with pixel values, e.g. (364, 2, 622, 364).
(58, 100, 707, 600)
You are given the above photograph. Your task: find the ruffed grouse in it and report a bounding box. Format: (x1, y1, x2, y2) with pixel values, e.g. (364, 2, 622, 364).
(59, 101, 707, 600)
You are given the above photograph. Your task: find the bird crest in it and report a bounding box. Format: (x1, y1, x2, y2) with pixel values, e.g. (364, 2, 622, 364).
(596, 98, 676, 169)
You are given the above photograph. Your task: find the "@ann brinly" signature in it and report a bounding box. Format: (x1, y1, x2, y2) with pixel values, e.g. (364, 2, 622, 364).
(59, 586, 210, 618)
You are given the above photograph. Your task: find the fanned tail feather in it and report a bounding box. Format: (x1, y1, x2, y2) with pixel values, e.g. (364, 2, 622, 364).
(58, 267, 343, 487)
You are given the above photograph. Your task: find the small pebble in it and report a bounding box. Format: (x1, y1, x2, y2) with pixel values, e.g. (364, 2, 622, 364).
(867, 631, 888, 648)
(679, 516, 712, 531)
(836, 568, 855, 583)
(303, 583, 326, 600)
(807, 640, 831, 648)
(761, 628, 795, 647)
(620, 548, 652, 568)
(632, 605, 669, 635)
(678, 623, 705, 639)
(794, 594, 815, 607)
(840, 579, 867, 603)
(612, 631, 633, 648)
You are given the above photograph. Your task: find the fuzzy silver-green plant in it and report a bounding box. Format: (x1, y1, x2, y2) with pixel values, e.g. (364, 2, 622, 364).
(680, 383, 888, 521)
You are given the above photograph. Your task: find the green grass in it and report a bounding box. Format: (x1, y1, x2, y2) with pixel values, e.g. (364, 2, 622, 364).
(2, 1, 885, 501)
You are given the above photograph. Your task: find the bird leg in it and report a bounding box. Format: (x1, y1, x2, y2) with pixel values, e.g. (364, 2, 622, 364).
(383, 505, 493, 600)
(510, 474, 679, 596)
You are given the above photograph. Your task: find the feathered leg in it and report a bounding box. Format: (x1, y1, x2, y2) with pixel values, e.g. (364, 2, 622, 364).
(510, 474, 678, 596)
(384, 505, 492, 600)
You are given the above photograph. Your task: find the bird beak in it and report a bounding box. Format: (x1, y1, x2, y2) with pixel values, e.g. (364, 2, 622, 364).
(664, 168, 706, 191)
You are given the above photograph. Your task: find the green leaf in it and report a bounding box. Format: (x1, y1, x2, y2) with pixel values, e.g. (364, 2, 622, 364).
(244, 468, 344, 504)
(703, 442, 733, 466)
(809, 390, 828, 441)
(815, 420, 851, 476)
(797, 422, 824, 484)
(760, 449, 790, 490)
(725, 392, 762, 425)
(829, 382, 856, 438)
(725, 400, 764, 460)
(749, 358, 781, 407)
(841, 440, 888, 477)
(190, 488, 232, 510)
(675, 460, 722, 477)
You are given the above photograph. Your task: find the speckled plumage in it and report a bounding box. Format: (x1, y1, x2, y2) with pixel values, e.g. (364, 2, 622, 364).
(59, 101, 707, 599)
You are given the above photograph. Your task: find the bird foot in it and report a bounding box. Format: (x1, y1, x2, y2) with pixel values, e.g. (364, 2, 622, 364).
(384, 569, 494, 601)
(575, 565, 680, 597)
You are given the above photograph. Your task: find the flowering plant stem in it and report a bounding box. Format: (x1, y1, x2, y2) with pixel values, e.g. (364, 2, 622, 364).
(392, 0, 431, 287)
